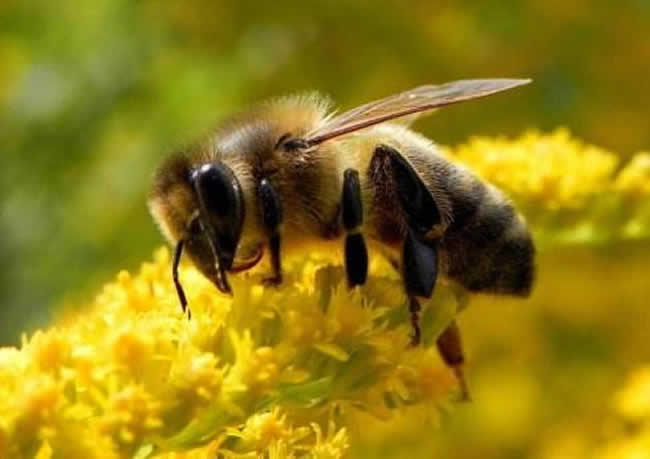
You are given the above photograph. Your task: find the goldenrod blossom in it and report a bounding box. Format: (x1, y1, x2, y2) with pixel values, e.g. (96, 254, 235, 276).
(1, 131, 648, 458)
(0, 248, 461, 458)
(445, 129, 650, 244)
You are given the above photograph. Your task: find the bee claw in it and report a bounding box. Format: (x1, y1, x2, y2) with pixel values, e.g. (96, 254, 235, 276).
(453, 366, 472, 402)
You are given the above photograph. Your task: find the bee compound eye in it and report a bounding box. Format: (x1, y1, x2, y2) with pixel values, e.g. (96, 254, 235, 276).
(192, 162, 245, 268)
(193, 163, 238, 218)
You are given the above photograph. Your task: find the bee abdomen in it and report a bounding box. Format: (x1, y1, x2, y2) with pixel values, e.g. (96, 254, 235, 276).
(443, 175, 535, 297)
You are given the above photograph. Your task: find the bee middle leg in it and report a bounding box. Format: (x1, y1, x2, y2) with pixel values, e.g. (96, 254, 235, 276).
(341, 168, 369, 287)
(258, 178, 283, 286)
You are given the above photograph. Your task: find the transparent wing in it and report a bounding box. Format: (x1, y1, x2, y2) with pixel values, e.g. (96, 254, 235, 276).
(305, 79, 531, 146)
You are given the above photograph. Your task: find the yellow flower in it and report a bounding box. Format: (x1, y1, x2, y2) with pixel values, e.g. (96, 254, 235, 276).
(445, 128, 650, 244)
(1, 130, 648, 458)
(0, 246, 460, 458)
(451, 129, 618, 209)
(310, 420, 349, 459)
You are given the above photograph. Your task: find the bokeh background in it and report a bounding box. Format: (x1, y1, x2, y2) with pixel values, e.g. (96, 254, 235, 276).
(1, 1, 649, 458)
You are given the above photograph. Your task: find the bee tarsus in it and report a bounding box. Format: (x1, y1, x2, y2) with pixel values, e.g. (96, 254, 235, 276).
(344, 233, 368, 288)
(408, 297, 422, 346)
(261, 234, 283, 286)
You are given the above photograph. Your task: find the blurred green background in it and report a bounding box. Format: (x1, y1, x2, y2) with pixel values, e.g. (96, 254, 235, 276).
(1, 2, 650, 457)
(2, 0, 649, 344)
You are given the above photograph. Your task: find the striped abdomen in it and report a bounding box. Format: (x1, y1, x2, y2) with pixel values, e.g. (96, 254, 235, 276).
(440, 163, 535, 297)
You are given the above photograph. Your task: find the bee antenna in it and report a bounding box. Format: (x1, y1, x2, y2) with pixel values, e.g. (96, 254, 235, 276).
(172, 239, 190, 319)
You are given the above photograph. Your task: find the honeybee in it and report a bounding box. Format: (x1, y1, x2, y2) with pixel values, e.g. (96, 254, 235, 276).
(149, 79, 535, 399)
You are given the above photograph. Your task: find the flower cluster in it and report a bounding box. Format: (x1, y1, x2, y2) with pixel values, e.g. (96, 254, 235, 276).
(445, 129, 650, 245)
(0, 248, 460, 458)
(1, 130, 649, 458)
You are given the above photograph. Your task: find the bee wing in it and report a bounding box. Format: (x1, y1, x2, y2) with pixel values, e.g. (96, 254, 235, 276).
(305, 79, 531, 146)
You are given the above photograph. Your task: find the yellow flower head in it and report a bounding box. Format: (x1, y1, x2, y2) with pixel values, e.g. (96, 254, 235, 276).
(0, 246, 459, 458)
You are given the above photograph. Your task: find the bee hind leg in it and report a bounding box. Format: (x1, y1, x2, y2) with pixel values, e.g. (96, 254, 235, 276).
(258, 178, 283, 286)
(341, 168, 369, 287)
(372, 144, 469, 397)
(372, 145, 443, 346)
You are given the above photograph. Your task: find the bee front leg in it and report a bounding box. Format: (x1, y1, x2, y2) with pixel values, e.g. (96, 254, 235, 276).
(172, 239, 190, 318)
(342, 169, 368, 287)
(258, 178, 283, 286)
